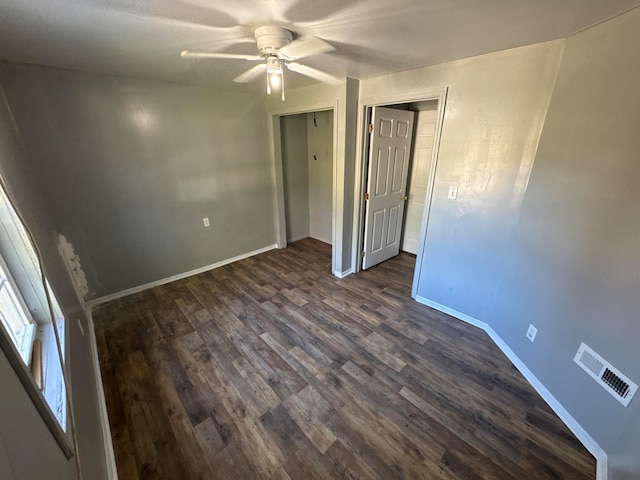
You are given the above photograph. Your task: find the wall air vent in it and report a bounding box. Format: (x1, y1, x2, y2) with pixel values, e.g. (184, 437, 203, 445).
(574, 343, 637, 407)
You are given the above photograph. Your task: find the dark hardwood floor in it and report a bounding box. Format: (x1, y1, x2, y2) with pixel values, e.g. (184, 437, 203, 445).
(94, 238, 596, 479)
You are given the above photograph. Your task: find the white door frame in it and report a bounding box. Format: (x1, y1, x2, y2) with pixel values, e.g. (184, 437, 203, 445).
(268, 101, 339, 273)
(351, 87, 448, 297)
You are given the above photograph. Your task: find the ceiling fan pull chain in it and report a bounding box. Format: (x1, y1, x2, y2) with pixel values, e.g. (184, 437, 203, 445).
(281, 69, 285, 101)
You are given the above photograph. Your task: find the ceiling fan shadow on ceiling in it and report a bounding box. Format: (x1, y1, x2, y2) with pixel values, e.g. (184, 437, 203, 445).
(181, 26, 342, 100)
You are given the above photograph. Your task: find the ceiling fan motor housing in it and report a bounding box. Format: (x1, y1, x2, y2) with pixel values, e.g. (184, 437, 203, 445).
(254, 26, 293, 55)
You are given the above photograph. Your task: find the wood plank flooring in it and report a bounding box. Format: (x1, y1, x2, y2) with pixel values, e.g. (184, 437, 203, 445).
(93, 238, 596, 479)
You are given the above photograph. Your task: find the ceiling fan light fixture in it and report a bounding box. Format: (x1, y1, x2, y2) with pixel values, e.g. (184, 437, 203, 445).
(266, 56, 285, 101)
(266, 56, 283, 75)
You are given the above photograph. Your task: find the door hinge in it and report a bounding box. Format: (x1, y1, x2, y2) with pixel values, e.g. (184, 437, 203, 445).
(368, 124, 374, 134)
(364, 192, 370, 200)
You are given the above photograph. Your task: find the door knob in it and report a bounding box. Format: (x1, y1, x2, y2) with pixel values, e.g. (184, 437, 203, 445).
(401, 195, 408, 201)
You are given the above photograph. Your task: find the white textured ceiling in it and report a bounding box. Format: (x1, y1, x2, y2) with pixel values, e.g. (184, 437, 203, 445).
(0, 0, 638, 91)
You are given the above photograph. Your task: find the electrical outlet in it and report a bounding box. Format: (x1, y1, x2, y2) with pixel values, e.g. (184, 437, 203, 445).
(203, 217, 210, 227)
(448, 186, 458, 200)
(526, 324, 538, 342)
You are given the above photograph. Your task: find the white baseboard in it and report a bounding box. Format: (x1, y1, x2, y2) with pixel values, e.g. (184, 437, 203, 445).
(288, 234, 333, 245)
(415, 296, 489, 330)
(86, 244, 278, 309)
(287, 234, 309, 243)
(333, 268, 353, 279)
(310, 234, 332, 245)
(86, 312, 118, 479)
(415, 295, 608, 480)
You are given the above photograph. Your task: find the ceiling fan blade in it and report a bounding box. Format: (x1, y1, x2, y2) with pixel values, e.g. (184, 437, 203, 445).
(286, 62, 342, 85)
(233, 64, 268, 83)
(181, 51, 262, 61)
(278, 36, 335, 60)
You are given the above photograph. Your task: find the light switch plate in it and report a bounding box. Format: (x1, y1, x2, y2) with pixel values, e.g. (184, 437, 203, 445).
(203, 217, 210, 227)
(448, 186, 458, 200)
(526, 324, 538, 342)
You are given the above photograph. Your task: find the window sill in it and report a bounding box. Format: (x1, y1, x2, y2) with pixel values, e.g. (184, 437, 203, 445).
(35, 318, 67, 432)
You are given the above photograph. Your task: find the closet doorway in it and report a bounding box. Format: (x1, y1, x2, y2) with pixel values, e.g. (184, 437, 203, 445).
(280, 110, 334, 249)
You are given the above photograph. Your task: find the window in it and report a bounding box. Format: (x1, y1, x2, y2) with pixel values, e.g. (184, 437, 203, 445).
(0, 179, 70, 455)
(0, 257, 37, 365)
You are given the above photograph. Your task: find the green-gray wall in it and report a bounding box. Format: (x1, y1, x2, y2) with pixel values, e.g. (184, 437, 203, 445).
(0, 85, 107, 479)
(0, 63, 275, 299)
(491, 9, 640, 479)
(362, 8, 640, 479)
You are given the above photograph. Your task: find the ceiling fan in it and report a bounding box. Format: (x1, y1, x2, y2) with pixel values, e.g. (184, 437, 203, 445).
(181, 26, 341, 100)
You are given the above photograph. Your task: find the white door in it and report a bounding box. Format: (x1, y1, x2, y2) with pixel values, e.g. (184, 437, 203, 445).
(362, 106, 415, 270)
(402, 108, 438, 254)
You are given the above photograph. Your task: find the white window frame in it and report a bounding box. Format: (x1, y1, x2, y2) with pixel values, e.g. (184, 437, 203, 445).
(0, 256, 37, 365)
(0, 185, 72, 458)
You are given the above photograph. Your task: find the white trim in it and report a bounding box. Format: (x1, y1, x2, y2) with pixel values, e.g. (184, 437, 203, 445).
(408, 90, 448, 299)
(287, 234, 310, 244)
(310, 235, 332, 245)
(414, 295, 608, 480)
(415, 295, 488, 330)
(333, 268, 353, 279)
(86, 312, 118, 479)
(288, 234, 333, 246)
(86, 244, 277, 309)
